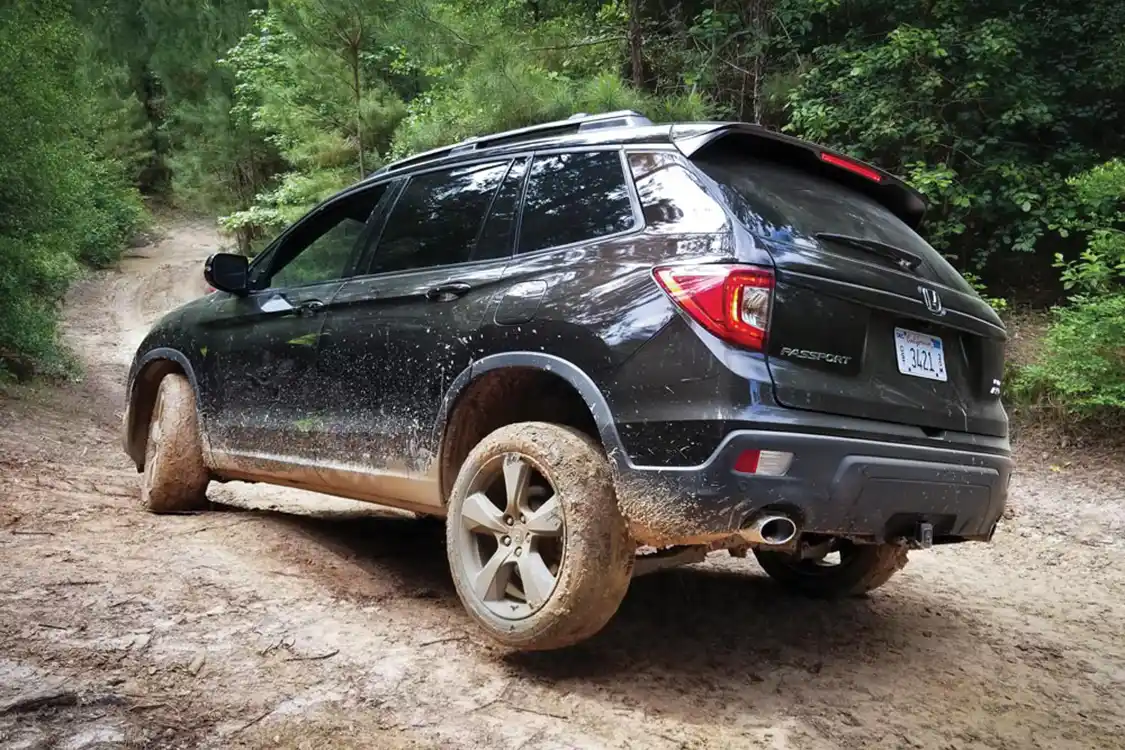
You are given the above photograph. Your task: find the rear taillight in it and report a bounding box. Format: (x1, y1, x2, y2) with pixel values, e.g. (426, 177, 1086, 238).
(653, 264, 774, 351)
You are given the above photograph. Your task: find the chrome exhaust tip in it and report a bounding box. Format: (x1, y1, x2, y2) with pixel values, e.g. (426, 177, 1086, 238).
(741, 514, 798, 546)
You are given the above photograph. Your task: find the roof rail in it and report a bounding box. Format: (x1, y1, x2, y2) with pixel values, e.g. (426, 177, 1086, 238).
(369, 110, 653, 178)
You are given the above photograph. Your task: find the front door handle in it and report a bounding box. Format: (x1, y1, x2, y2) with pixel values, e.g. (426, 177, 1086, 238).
(425, 282, 472, 302)
(297, 300, 326, 316)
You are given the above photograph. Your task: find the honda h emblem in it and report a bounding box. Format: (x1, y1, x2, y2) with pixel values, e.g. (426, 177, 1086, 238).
(920, 286, 944, 315)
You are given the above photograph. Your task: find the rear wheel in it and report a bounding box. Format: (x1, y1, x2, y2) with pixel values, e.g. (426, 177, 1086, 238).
(141, 374, 209, 513)
(446, 422, 633, 651)
(753, 541, 907, 598)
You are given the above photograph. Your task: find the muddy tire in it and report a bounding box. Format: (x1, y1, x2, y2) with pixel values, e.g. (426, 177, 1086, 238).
(446, 422, 634, 651)
(753, 542, 908, 598)
(141, 374, 209, 513)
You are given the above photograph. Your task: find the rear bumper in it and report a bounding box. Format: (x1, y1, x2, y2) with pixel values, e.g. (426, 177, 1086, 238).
(611, 428, 1011, 547)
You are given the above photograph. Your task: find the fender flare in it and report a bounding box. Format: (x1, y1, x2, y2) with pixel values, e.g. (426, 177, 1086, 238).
(432, 351, 628, 467)
(128, 347, 201, 398)
(123, 347, 204, 465)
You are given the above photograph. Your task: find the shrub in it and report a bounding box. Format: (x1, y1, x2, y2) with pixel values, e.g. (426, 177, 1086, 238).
(0, 2, 146, 380)
(1012, 294, 1125, 416)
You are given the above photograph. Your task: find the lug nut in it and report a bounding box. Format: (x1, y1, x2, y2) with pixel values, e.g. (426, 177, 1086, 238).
(519, 515, 526, 524)
(504, 516, 514, 526)
(514, 548, 522, 556)
(502, 536, 511, 546)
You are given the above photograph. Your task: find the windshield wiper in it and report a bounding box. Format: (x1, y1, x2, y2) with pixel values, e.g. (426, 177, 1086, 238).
(814, 232, 923, 272)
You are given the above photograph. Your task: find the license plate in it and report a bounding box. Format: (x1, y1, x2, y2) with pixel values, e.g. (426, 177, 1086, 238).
(894, 328, 947, 382)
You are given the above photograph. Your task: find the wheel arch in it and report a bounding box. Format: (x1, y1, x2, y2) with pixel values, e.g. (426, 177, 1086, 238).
(434, 353, 626, 502)
(123, 348, 203, 470)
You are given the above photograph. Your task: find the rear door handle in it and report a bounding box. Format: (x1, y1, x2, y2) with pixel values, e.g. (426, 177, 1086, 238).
(297, 300, 326, 316)
(425, 282, 472, 302)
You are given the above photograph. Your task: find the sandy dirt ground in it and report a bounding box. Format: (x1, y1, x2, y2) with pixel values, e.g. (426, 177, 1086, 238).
(2, 220, 1125, 750)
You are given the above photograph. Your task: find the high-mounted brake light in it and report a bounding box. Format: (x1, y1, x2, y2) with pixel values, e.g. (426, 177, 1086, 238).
(819, 152, 883, 183)
(653, 264, 773, 351)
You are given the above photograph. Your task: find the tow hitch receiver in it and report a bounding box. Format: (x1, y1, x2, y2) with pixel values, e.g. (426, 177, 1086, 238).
(912, 522, 934, 550)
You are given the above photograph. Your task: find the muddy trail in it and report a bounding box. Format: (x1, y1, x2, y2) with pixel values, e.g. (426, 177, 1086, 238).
(2, 220, 1124, 749)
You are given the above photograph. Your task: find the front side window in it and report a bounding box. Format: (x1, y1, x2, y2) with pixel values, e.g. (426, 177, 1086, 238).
(369, 161, 509, 275)
(263, 184, 386, 289)
(518, 151, 635, 254)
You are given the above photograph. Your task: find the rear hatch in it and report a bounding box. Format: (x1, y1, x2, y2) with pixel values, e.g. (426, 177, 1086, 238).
(693, 149, 1007, 437)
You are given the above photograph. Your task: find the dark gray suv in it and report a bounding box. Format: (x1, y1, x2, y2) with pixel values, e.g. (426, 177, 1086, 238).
(123, 111, 1012, 650)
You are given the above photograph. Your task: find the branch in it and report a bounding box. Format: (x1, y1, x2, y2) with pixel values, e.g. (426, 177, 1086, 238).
(530, 36, 626, 52)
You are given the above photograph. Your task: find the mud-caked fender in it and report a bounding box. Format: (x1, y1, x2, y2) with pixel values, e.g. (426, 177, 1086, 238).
(123, 347, 208, 468)
(432, 352, 630, 468)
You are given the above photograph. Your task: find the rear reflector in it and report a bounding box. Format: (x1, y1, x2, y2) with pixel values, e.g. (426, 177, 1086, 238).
(819, 152, 883, 183)
(733, 449, 793, 476)
(653, 264, 773, 351)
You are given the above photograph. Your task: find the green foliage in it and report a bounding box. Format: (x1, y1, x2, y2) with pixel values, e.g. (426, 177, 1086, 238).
(1012, 159, 1125, 417)
(780, 1, 1125, 270)
(219, 169, 355, 255)
(1013, 294, 1125, 415)
(1053, 160, 1125, 295)
(391, 66, 709, 158)
(0, 1, 146, 379)
(961, 271, 1007, 313)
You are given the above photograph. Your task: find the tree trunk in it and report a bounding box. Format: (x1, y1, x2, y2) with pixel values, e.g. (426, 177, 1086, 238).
(754, 0, 765, 125)
(352, 45, 364, 178)
(628, 0, 645, 90)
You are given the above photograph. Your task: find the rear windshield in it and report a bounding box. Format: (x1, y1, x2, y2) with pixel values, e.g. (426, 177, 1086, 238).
(695, 156, 970, 292)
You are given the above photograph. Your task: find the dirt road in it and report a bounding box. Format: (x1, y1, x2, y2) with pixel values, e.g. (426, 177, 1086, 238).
(2, 221, 1124, 750)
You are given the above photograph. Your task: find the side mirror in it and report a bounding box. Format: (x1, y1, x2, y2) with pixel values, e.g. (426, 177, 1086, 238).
(204, 253, 249, 295)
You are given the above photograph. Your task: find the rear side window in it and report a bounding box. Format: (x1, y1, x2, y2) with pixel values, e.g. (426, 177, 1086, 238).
(474, 158, 529, 261)
(518, 151, 635, 254)
(628, 152, 727, 234)
(369, 161, 508, 275)
(696, 155, 968, 290)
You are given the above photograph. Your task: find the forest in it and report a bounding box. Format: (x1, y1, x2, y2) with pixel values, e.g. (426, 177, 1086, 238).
(2, 0, 1125, 422)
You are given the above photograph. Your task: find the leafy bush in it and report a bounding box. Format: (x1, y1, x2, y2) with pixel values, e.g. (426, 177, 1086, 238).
(1010, 159, 1125, 418)
(0, 1, 145, 380)
(1012, 294, 1125, 415)
(961, 271, 1008, 313)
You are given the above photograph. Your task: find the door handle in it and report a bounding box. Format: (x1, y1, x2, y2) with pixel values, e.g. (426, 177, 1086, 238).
(425, 282, 472, 302)
(297, 300, 326, 316)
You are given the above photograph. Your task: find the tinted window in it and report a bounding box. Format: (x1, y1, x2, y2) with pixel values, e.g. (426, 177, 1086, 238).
(265, 185, 385, 289)
(696, 155, 971, 291)
(518, 151, 635, 254)
(628, 152, 727, 234)
(370, 161, 508, 275)
(474, 158, 528, 261)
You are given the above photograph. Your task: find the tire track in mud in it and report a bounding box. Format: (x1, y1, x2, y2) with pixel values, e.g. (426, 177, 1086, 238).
(1, 219, 1124, 749)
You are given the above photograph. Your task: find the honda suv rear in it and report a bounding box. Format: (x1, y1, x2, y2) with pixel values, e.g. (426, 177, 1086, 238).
(123, 110, 1011, 651)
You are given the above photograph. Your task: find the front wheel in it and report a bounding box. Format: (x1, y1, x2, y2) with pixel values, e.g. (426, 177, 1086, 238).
(445, 422, 634, 651)
(141, 374, 209, 513)
(753, 541, 908, 598)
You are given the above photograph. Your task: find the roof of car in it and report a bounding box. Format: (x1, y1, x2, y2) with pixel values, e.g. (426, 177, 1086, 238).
(361, 111, 929, 228)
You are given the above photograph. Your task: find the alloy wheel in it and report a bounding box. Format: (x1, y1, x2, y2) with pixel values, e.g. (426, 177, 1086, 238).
(455, 452, 565, 620)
